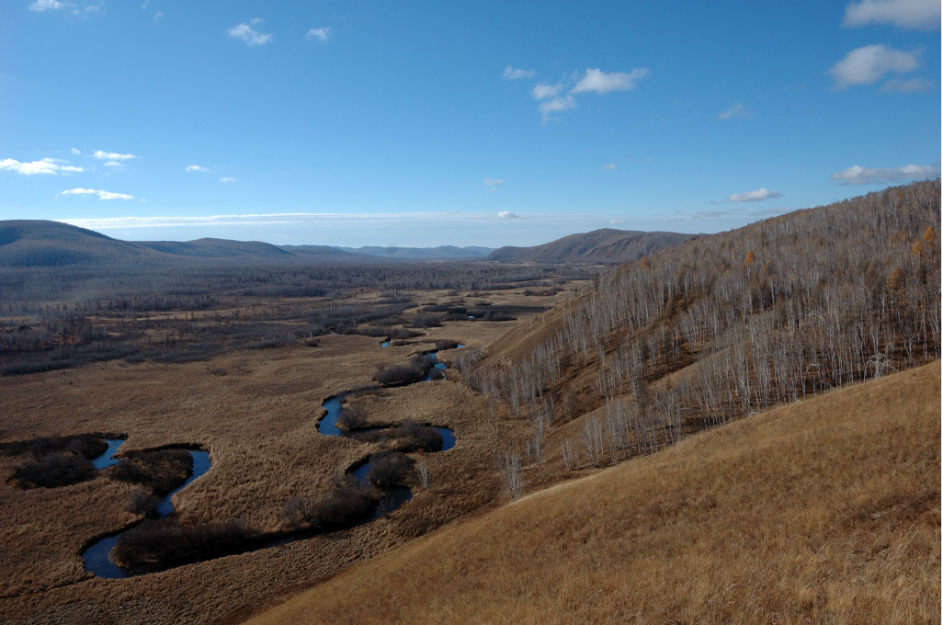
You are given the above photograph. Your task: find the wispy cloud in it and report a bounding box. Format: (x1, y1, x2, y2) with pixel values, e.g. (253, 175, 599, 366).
(219, 176, 237, 183)
(538, 95, 577, 122)
(718, 103, 751, 119)
(61, 212, 553, 230)
(186, 165, 210, 172)
(881, 76, 933, 91)
(601, 163, 617, 171)
(103, 161, 124, 168)
(665, 206, 791, 222)
(61, 188, 134, 200)
(571, 68, 649, 94)
(530, 82, 561, 100)
(305, 27, 330, 42)
(842, 0, 940, 30)
(503, 66, 535, 80)
(484, 178, 504, 192)
(727, 187, 783, 202)
(228, 19, 272, 46)
(0, 157, 84, 175)
(525, 68, 648, 122)
(92, 150, 139, 161)
(29, 0, 66, 11)
(153, 12, 163, 22)
(830, 163, 940, 184)
(829, 44, 920, 88)
(71, 147, 81, 155)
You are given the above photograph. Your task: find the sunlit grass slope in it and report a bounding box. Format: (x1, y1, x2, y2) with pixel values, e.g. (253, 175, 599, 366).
(244, 361, 940, 625)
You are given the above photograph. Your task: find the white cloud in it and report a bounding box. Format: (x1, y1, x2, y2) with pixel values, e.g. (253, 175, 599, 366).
(570, 68, 649, 94)
(61, 188, 134, 200)
(186, 165, 210, 172)
(843, 0, 940, 30)
(92, 150, 139, 161)
(305, 27, 330, 42)
(0, 157, 84, 175)
(29, 0, 66, 11)
(601, 164, 617, 171)
(830, 163, 940, 184)
(538, 95, 577, 122)
(484, 187, 497, 193)
(727, 188, 784, 202)
(503, 66, 535, 80)
(498, 211, 520, 219)
(881, 76, 933, 91)
(483, 178, 504, 187)
(219, 176, 237, 183)
(71, 147, 80, 155)
(530, 82, 561, 100)
(828, 44, 920, 88)
(104, 161, 123, 167)
(228, 20, 272, 46)
(153, 12, 163, 22)
(718, 103, 751, 119)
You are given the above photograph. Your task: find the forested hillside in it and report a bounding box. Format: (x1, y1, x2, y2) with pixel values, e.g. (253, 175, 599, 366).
(464, 180, 940, 468)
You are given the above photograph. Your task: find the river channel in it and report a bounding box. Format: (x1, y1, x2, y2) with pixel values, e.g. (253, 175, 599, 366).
(83, 347, 458, 578)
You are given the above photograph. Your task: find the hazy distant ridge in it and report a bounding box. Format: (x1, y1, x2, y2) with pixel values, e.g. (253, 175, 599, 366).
(0, 220, 685, 267)
(487, 228, 697, 263)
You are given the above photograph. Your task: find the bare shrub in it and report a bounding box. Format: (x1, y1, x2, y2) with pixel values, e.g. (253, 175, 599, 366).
(497, 452, 524, 502)
(375, 355, 434, 386)
(107, 449, 193, 496)
(365, 451, 415, 488)
(283, 475, 379, 532)
(416, 458, 430, 492)
(126, 486, 162, 517)
(113, 519, 256, 569)
(9, 452, 98, 489)
(411, 315, 442, 329)
(336, 406, 370, 431)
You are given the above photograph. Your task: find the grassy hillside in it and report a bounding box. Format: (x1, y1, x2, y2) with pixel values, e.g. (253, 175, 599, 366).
(242, 361, 940, 625)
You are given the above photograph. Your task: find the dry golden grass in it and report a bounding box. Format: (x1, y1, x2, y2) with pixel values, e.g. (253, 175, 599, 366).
(0, 287, 564, 624)
(244, 361, 941, 625)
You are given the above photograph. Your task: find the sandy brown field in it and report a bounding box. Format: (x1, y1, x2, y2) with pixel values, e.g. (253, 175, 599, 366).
(0, 288, 564, 624)
(244, 361, 941, 625)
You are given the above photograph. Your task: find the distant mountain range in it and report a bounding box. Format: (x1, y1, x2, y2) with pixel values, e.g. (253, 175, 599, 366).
(0, 220, 693, 267)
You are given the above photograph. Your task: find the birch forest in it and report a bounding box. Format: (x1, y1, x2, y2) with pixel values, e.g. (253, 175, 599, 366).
(461, 179, 941, 470)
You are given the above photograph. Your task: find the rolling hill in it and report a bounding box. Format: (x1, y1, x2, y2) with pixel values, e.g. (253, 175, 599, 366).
(240, 362, 940, 625)
(0, 221, 688, 267)
(486, 228, 696, 263)
(0, 220, 163, 267)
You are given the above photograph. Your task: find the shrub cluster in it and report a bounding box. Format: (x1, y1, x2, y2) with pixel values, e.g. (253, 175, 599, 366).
(364, 451, 414, 488)
(9, 452, 97, 489)
(106, 449, 193, 497)
(283, 475, 379, 532)
(374, 355, 435, 386)
(5, 434, 109, 489)
(113, 519, 256, 569)
(336, 406, 370, 431)
(351, 420, 443, 452)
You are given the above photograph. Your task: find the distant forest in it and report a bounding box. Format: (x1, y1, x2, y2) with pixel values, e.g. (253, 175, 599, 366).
(0, 262, 580, 376)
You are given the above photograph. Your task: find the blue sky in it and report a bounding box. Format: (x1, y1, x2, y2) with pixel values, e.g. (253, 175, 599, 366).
(1, 0, 938, 247)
